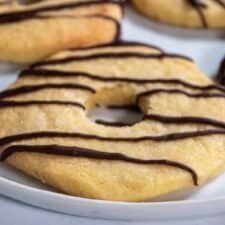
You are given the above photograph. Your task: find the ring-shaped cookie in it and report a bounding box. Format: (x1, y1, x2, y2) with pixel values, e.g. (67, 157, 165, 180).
(0, 0, 123, 64)
(0, 42, 225, 201)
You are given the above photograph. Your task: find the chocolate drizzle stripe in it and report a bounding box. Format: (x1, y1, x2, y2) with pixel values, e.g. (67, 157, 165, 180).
(0, 12, 48, 23)
(0, 144, 198, 185)
(143, 114, 225, 129)
(95, 114, 225, 128)
(188, 0, 208, 28)
(20, 69, 225, 93)
(0, 83, 95, 99)
(31, 14, 117, 22)
(188, 0, 225, 27)
(195, 6, 207, 28)
(0, 14, 120, 45)
(188, 0, 207, 8)
(137, 88, 225, 103)
(31, 52, 193, 68)
(1, 93, 224, 128)
(97, 15, 121, 43)
(95, 120, 135, 127)
(0, 14, 120, 43)
(0, 100, 85, 110)
(214, 0, 225, 8)
(0, 0, 123, 24)
(107, 104, 141, 111)
(69, 41, 163, 52)
(0, 130, 224, 147)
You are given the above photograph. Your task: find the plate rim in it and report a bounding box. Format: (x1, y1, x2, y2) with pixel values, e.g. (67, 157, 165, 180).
(1, 175, 225, 206)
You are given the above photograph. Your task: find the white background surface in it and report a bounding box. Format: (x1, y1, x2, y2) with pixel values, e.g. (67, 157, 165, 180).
(0, 5, 225, 225)
(1, 195, 225, 225)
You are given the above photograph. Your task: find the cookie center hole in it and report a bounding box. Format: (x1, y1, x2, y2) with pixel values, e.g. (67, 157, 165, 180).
(88, 105, 144, 126)
(87, 85, 144, 126)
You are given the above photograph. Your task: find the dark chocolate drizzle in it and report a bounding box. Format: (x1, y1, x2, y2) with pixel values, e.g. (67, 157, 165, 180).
(31, 52, 193, 68)
(0, 0, 123, 24)
(18, 0, 46, 5)
(187, 0, 225, 27)
(0, 14, 120, 44)
(1, 86, 224, 129)
(1, 128, 225, 186)
(0, 144, 198, 185)
(0, 130, 225, 146)
(214, 0, 225, 8)
(2, 43, 225, 188)
(136, 88, 225, 103)
(216, 56, 225, 85)
(20, 69, 225, 93)
(0, 9, 44, 23)
(0, 83, 95, 99)
(0, 100, 85, 110)
(143, 114, 225, 129)
(188, 0, 207, 7)
(1, 95, 224, 129)
(95, 114, 225, 129)
(188, 0, 208, 28)
(0, 1, 122, 44)
(107, 104, 141, 112)
(95, 120, 135, 127)
(69, 41, 163, 52)
(0, 81, 224, 129)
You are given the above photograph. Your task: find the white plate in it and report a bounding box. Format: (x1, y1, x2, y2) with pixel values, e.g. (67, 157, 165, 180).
(0, 6, 225, 221)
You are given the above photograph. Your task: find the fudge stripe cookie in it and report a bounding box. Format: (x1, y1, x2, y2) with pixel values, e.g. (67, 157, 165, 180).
(132, 0, 225, 28)
(0, 0, 123, 64)
(0, 42, 225, 201)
